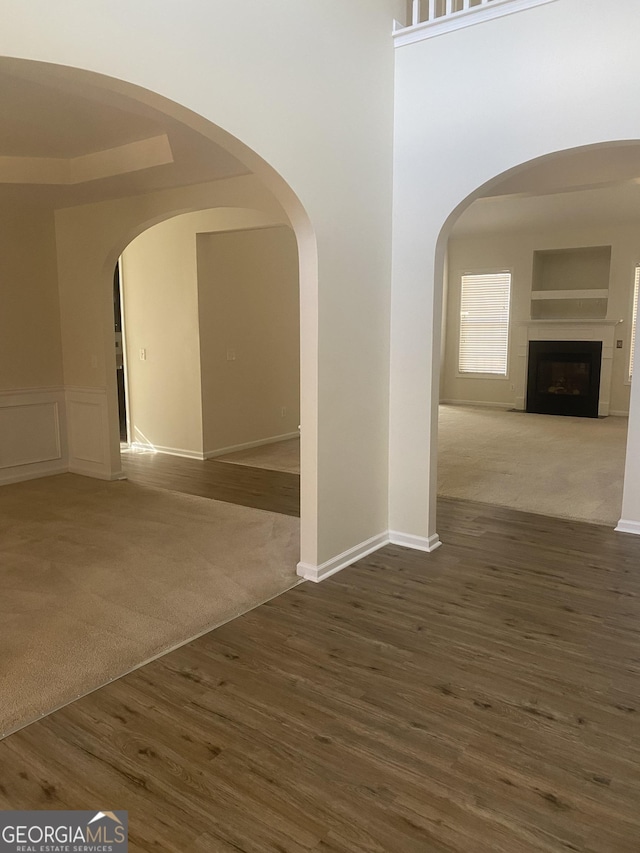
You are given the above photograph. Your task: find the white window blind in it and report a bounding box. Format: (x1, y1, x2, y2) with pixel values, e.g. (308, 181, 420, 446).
(630, 266, 640, 381)
(459, 271, 511, 375)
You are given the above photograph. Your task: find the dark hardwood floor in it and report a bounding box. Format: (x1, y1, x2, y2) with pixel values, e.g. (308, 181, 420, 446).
(121, 449, 300, 517)
(2, 498, 640, 851)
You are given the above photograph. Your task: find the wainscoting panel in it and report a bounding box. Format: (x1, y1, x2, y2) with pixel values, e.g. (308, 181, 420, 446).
(66, 387, 113, 479)
(0, 388, 67, 484)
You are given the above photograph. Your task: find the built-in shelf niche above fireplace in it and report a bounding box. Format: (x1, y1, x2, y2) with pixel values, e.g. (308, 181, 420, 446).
(531, 245, 611, 321)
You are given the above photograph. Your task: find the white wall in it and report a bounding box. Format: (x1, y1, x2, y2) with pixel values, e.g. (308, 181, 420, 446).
(54, 176, 286, 479)
(121, 214, 204, 457)
(0, 206, 62, 390)
(120, 214, 298, 459)
(121, 208, 291, 457)
(197, 226, 299, 456)
(619, 366, 640, 534)
(0, 205, 68, 484)
(442, 222, 640, 415)
(391, 0, 640, 543)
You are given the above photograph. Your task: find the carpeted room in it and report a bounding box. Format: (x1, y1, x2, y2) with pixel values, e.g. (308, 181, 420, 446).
(0, 62, 310, 742)
(439, 183, 639, 530)
(0, 472, 299, 739)
(438, 404, 628, 525)
(1, 215, 304, 739)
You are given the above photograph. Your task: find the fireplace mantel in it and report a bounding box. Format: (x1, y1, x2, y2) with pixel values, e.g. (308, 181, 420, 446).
(514, 320, 618, 416)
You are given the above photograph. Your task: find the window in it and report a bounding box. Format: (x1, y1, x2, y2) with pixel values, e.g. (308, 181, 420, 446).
(630, 266, 640, 382)
(458, 271, 511, 376)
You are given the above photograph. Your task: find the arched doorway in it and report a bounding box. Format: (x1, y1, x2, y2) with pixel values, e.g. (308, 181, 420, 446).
(438, 143, 640, 527)
(0, 56, 318, 567)
(389, 142, 640, 552)
(112, 208, 301, 517)
(0, 58, 314, 735)
(430, 143, 640, 542)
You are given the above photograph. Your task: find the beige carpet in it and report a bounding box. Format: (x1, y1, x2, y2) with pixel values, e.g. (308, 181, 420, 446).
(438, 405, 628, 525)
(215, 437, 300, 474)
(0, 473, 299, 738)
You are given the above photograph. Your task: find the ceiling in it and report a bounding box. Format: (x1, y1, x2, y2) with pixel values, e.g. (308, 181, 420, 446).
(0, 60, 249, 212)
(452, 143, 640, 237)
(0, 72, 167, 159)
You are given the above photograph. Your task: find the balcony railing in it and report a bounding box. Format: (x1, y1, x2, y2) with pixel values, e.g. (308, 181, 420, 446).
(411, 0, 498, 26)
(393, 0, 558, 45)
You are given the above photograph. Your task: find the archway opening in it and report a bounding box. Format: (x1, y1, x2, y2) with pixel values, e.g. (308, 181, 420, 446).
(0, 56, 315, 737)
(434, 142, 640, 530)
(113, 209, 301, 518)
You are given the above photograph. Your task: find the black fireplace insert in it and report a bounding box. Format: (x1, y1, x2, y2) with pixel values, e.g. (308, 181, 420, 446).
(526, 340, 602, 418)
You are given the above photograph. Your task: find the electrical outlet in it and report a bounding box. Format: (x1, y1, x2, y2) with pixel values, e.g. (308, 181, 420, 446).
(281, 407, 287, 417)
(226, 348, 236, 361)
(139, 348, 146, 361)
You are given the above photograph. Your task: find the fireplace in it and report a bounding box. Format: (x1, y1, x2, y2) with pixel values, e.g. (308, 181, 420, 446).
(526, 340, 602, 418)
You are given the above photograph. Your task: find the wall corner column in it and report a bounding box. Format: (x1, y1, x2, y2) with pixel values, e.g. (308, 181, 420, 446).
(617, 373, 640, 536)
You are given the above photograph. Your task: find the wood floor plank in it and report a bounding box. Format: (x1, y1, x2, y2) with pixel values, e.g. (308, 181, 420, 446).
(2, 497, 640, 851)
(121, 450, 300, 517)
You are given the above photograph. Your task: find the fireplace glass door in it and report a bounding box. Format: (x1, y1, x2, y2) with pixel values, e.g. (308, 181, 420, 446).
(526, 341, 602, 418)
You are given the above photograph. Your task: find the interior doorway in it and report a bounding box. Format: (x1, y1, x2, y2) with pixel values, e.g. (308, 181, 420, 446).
(114, 212, 301, 518)
(437, 145, 639, 528)
(113, 261, 128, 443)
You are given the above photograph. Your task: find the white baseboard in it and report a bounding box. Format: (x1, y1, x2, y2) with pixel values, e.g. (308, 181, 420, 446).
(615, 519, 640, 536)
(297, 527, 443, 583)
(130, 442, 205, 460)
(441, 400, 628, 418)
(69, 466, 126, 481)
(440, 399, 513, 410)
(297, 531, 389, 583)
(389, 531, 442, 552)
(205, 432, 299, 459)
(0, 460, 68, 486)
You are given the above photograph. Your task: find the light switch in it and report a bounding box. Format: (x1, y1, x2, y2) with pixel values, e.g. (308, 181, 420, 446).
(140, 348, 147, 361)
(226, 348, 236, 361)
